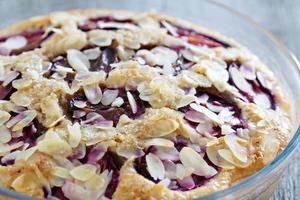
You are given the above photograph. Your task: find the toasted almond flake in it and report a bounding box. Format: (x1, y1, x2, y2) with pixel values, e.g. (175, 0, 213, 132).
(253, 93, 271, 109)
(85, 174, 106, 191)
(16, 146, 37, 162)
(144, 138, 174, 148)
(2, 71, 20, 87)
(12, 78, 32, 90)
(83, 47, 101, 60)
(11, 110, 37, 131)
(153, 146, 180, 161)
(70, 164, 97, 181)
(127, 91, 137, 114)
(0, 110, 11, 126)
(178, 176, 195, 190)
(146, 153, 165, 180)
(206, 144, 235, 169)
(37, 138, 72, 156)
(48, 115, 65, 128)
(224, 134, 248, 163)
(53, 166, 72, 179)
(67, 122, 82, 148)
(163, 160, 177, 179)
(236, 128, 250, 140)
(257, 71, 272, 89)
(97, 21, 138, 30)
(185, 110, 207, 123)
(180, 147, 217, 177)
(195, 94, 209, 104)
(3, 36, 27, 49)
(83, 83, 102, 104)
(218, 149, 249, 168)
(67, 49, 90, 72)
(239, 65, 256, 80)
(111, 97, 124, 107)
(221, 124, 235, 135)
(1, 150, 20, 164)
(229, 67, 255, 96)
(151, 119, 179, 137)
(159, 178, 171, 187)
(190, 103, 223, 124)
(116, 146, 144, 158)
(73, 100, 87, 108)
(196, 122, 214, 135)
(94, 120, 114, 129)
(0, 125, 11, 143)
(176, 95, 196, 109)
(206, 103, 225, 113)
(0, 141, 24, 155)
(73, 110, 86, 119)
(101, 89, 119, 106)
(62, 181, 88, 200)
(81, 112, 104, 125)
(176, 163, 191, 180)
(161, 20, 178, 37)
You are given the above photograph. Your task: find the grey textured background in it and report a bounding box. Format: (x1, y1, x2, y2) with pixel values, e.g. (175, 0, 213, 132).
(214, 1, 300, 199)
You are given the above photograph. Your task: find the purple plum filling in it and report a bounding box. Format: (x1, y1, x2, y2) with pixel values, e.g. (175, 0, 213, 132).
(46, 46, 119, 83)
(161, 21, 230, 48)
(134, 136, 217, 191)
(69, 88, 148, 126)
(180, 89, 247, 138)
(64, 147, 123, 199)
(227, 61, 276, 110)
(0, 29, 48, 56)
(79, 16, 136, 32)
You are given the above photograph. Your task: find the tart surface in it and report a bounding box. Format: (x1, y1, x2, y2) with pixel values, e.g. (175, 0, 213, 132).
(0, 9, 292, 200)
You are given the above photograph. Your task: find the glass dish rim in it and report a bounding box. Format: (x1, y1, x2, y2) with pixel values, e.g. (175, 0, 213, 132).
(0, 0, 299, 199)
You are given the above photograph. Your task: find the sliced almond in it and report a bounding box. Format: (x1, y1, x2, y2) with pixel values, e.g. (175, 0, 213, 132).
(127, 91, 137, 114)
(229, 67, 254, 96)
(253, 93, 271, 109)
(152, 146, 180, 161)
(0, 110, 11, 126)
(53, 166, 72, 179)
(257, 71, 272, 90)
(224, 134, 248, 163)
(83, 47, 101, 60)
(144, 138, 174, 148)
(116, 146, 144, 158)
(239, 64, 256, 80)
(150, 119, 179, 137)
(206, 145, 235, 169)
(101, 89, 119, 106)
(11, 110, 37, 131)
(185, 110, 207, 123)
(180, 147, 217, 177)
(67, 49, 90, 72)
(218, 149, 249, 168)
(163, 160, 177, 179)
(37, 138, 72, 156)
(67, 122, 81, 148)
(221, 124, 235, 135)
(190, 103, 223, 125)
(111, 97, 124, 107)
(0, 125, 11, 143)
(83, 83, 102, 105)
(70, 164, 97, 181)
(146, 153, 165, 180)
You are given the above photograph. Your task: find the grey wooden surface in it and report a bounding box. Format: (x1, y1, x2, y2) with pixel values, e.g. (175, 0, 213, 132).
(214, 1, 300, 200)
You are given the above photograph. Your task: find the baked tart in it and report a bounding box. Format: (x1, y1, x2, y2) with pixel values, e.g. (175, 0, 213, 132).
(0, 10, 292, 200)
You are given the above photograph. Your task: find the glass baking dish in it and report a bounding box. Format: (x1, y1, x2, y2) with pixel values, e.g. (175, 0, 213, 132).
(0, 0, 299, 199)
